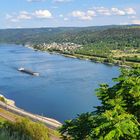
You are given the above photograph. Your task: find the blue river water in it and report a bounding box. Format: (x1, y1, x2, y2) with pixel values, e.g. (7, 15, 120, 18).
(0, 44, 119, 122)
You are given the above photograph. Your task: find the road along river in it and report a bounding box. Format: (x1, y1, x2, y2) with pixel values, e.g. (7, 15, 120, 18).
(0, 100, 62, 129)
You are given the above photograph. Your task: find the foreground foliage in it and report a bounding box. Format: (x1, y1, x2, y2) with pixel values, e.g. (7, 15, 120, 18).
(0, 118, 50, 140)
(60, 66, 140, 140)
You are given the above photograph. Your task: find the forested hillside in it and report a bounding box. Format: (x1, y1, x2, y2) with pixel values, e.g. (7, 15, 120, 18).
(0, 25, 139, 47)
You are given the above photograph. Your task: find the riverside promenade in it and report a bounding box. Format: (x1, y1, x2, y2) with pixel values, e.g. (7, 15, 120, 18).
(0, 100, 62, 130)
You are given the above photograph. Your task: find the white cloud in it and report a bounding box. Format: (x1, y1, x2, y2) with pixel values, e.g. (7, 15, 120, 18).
(34, 10, 52, 18)
(59, 14, 64, 18)
(64, 17, 68, 21)
(10, 19, 19, 22)
(17, 15, 31, 20)
(111, 7, 136, 16)
(95, 7, 111, 16)
(119, 22, 129, 25)
(128, 15, 137, 19)
(6, 11, 32, 22)
(27, 0, 45, 2)
(93, 7, 136, 16)
(125, 8, 136, 15)
(16, 26, 22, 28)
(111, 8, 125, 16)
(17, 11, 32, 20)
(87, 10, 96, 17)
(72, 10, 96, 20)
(6, 9, 52, 22)
(132, 19, 140, 24)
(54, 0, 72, 3)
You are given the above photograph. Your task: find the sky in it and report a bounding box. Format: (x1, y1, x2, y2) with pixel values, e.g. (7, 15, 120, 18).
(0, 0, 140, 28)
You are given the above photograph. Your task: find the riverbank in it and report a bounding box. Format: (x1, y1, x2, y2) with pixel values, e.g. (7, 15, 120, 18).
(0, 107, 62, 140)
(0, 95, 62, 129)
(61, 53, 134, 68)
(28, 44, 133, 68)
(0, 94, 15, 106)
(51, 52, 138, 68)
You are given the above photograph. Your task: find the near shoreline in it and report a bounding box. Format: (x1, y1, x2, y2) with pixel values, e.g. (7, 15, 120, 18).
(0, 94, 62, 129)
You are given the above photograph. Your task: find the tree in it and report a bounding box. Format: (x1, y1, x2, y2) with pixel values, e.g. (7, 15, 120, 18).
(60, 66, 140, 140)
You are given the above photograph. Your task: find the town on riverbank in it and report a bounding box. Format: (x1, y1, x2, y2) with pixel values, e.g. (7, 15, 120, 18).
(30, 42, 140, 68)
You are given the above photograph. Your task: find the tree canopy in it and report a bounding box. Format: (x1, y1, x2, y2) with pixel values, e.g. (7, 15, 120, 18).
(60, 66, 140, 140)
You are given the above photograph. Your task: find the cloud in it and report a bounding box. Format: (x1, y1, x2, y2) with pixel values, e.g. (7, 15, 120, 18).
(111, 7, 136, 16)
(64, 17, 69, 21)
(93, 7, 136, 16)
(6, 11, 31, 22)
(72, 10, 96, 20)
(71, 7, 136, 21)
(59, 14, 64, 18)
(34, 10, 52, 18)
(131, 19, 140, 24)
(125, 8, 136, 15)
(27, 0, 45, 2)
(119, 22, 129, 25)
(16, 26, 22, 28)
(54, 0, 72, 3)
(17, 11, 32, 20)
(95, 7, 111, 16)
(87, 10, 96, 17)
(128, 15, 137, 19)
(9, 19, 19, 22)
(111, 8, 125, 16)
(6, 10, 52, 22)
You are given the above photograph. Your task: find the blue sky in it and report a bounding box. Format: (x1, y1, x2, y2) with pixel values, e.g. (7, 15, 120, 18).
(0, 0, 140, 28)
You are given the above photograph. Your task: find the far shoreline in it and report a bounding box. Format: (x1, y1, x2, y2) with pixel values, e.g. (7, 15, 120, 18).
(25, 44, 131, 68)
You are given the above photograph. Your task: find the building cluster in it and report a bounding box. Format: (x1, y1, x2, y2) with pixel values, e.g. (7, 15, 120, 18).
(36, 42, 81, 52)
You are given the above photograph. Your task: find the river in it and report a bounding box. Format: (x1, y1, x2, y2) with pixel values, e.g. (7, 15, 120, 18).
(0, 44, 119, 122)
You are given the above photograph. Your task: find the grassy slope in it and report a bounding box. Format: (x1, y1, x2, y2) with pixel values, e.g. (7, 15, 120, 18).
(0, 108, 61, 140)
(0, 117, 9, 140)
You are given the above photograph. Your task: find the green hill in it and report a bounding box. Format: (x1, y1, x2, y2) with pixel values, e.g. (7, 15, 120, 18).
(0, 25, 139, 46)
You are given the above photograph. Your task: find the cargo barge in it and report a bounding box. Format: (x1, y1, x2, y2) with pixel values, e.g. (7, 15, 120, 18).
(18, 67, 39, 76)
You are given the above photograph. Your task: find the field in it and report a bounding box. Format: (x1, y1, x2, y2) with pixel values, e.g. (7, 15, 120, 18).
(111, 49, 140, 58)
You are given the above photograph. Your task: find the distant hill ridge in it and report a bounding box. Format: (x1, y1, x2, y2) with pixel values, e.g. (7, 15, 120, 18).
(0, 25, 140, 46)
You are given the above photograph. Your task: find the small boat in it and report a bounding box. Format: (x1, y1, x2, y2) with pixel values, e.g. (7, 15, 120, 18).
(18, 67, 39, 76)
